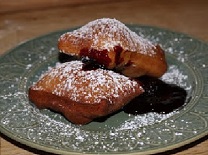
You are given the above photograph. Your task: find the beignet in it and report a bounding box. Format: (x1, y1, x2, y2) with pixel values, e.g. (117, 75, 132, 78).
(58, 18, 167, 78)
(29, 61, 144, 124)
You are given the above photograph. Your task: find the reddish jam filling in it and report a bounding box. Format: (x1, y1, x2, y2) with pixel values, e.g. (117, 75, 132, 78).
(80, 45, 128, 70)
(80, 48, 111, 67)
(114, 45, 123, 65)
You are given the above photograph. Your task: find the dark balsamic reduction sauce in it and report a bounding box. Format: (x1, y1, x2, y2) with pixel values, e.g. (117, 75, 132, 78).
(123, 76, 187, 115)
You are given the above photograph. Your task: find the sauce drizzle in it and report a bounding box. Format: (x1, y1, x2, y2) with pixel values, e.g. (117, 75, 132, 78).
(123, 76, 187, 115)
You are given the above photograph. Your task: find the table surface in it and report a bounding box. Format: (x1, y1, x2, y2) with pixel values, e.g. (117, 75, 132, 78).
(0, 0, 208, 154)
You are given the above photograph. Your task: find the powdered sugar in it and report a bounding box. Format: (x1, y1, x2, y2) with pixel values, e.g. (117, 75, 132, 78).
(161, 65, 191, 90)
(117, 112, 177, 131)
(59, 18, 156, 55)
(32, 61, 143, 104)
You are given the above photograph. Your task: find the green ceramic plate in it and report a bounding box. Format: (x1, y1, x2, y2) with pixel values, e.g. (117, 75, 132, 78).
(0, 25, 208, 155)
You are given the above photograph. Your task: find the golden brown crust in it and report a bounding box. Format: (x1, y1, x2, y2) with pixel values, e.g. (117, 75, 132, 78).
(29, 61, 144, 124)
(28, 90, 110, 124)
(58, 18, 167, 78)
(119, 45, 167, 77)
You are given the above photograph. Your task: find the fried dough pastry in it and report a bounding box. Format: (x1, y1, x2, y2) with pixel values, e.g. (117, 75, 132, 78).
(28, 61, 144, 124)
(58, 18, 167, 78)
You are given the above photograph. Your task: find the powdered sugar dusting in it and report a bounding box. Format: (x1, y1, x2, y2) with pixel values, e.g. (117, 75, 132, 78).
(161, 65, 192, 90)
(117, 112, 177, 131)
(59, 18, 156, 55)
(32, 61, 143, 104)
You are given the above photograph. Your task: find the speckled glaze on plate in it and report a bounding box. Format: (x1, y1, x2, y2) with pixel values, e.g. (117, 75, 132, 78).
(0, 25, 208, 155)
